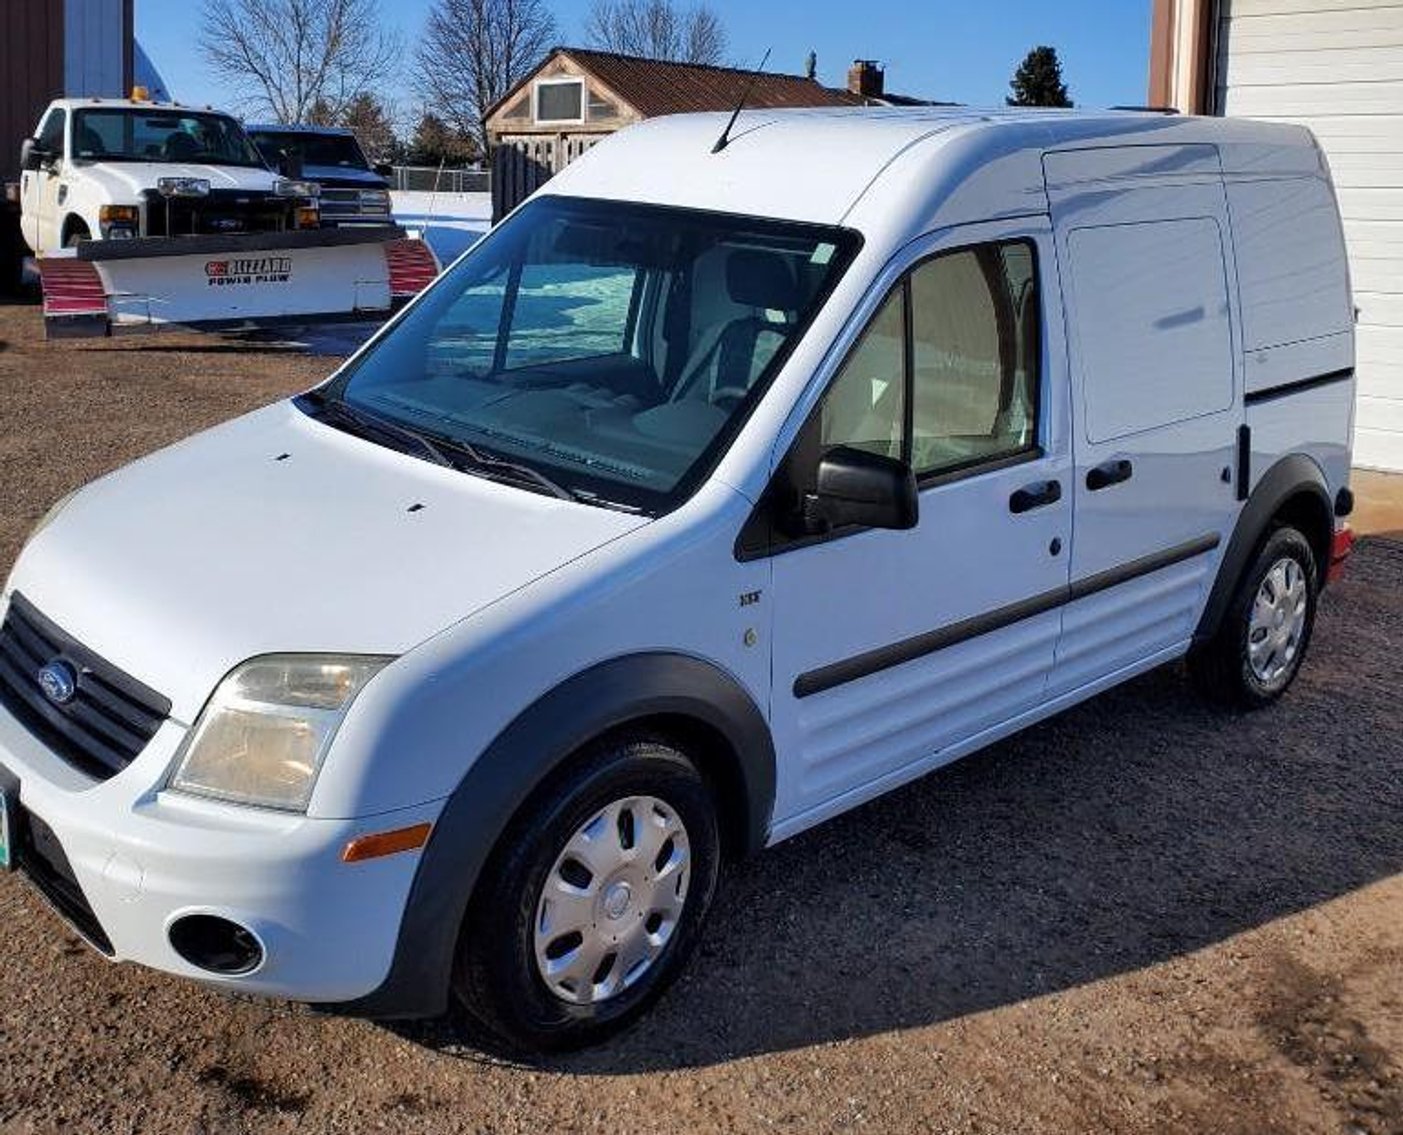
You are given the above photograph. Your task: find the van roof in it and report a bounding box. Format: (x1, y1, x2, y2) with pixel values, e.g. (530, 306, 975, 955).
(543, 106, 1325, 235)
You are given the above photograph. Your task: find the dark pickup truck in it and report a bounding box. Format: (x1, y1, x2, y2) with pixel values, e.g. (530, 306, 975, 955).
(248, 124, 395, 228)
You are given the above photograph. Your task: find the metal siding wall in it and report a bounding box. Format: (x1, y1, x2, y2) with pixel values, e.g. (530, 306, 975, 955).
(1218, 0, 1403, 471)
(1, 0, 65, 180)
(64, 0, 125, 97)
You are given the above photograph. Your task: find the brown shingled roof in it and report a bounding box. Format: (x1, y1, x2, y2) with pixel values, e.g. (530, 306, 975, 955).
(488, 47, 863, 122)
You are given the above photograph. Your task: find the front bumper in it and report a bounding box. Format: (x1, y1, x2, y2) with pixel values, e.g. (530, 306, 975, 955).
(0, 692, 437, 1004)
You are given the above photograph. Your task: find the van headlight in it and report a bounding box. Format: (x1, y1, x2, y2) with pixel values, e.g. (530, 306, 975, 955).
(169, 655, 390, 812)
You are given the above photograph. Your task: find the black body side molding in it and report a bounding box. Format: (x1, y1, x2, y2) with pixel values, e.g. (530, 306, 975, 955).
(1193, 453, 1334, 644)
(795, 533, 1221, 699)
(1243, 368, 1353, 407)
(335, 653, 776, 1020)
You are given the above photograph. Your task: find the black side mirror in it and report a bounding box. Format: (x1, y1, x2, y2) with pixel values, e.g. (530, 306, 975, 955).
(278, 148, 304, 179)
(806, 445, 918, 533)
(373, 162, 394, 179)
(20, 139, 51, 172)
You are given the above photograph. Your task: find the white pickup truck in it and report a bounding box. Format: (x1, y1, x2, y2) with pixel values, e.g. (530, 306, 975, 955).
(17, 94, 438, 336)
(19, 97, 321, 252)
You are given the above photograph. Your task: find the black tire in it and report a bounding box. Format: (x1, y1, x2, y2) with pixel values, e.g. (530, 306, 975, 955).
(1189, 525, 1319, 709)
(453, 737, 720, 1053)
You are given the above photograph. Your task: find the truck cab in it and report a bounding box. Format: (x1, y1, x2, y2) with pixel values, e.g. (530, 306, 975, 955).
(247, 124, 394, 227)
(18, 96, 320, 253)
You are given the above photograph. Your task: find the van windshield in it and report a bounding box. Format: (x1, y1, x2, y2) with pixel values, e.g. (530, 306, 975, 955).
(323, 196, 859, 512)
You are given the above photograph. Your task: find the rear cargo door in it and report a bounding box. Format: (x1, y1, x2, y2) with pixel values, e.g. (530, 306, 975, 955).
(1044, 145, 1243, 696)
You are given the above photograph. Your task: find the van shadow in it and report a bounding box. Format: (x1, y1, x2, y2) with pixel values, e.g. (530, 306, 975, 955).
(392, 538, 1403, 1073)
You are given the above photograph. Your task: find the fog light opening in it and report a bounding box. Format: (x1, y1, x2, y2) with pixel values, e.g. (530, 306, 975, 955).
(168, 914, 264, 976)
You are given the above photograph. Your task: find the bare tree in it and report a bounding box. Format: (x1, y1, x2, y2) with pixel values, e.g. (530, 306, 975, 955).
(415, 0, 557, 154)
(585, 0, 727, 65)
(199, 0, 400, 124)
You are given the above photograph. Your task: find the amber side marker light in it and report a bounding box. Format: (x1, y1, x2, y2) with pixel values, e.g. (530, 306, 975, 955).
(342, 822, 432, 863)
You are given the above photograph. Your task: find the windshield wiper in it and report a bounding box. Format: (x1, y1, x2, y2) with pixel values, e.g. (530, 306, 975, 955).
(305, 390, 585, 503)
(304, 390, 456, 469)
(434, 436, 579, 502)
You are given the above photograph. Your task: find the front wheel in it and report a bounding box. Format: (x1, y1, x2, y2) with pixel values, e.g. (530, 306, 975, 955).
(453, 737, 720, 1053)
(1189, 525, 1319, 709)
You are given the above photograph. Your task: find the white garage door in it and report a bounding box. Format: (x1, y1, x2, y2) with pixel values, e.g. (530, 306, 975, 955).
(1217, 0, 1403, 471)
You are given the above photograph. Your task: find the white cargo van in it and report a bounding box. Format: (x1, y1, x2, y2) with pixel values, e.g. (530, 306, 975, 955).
(0, 108, 1357, 1051)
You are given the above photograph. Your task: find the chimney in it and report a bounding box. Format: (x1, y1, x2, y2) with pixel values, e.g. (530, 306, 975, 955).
(847, 59, 884, 99)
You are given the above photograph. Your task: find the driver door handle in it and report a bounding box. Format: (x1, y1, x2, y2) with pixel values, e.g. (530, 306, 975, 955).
(1009, 479, 1063, 514)
(1086, 459, 1134, 492)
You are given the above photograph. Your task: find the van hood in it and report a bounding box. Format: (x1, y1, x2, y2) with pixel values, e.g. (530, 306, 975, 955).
(6, 402, 647, 722)
(78, 161, 280, 200)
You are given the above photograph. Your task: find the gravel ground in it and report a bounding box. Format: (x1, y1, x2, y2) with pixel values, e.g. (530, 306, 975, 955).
(0, 299, 1401, 1134)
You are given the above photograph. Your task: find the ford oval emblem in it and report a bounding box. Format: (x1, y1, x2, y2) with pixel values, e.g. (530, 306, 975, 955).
(37, 660, 78, 706)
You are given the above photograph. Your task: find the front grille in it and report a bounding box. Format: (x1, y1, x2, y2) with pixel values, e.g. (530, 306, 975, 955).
(0, 593, 170, 781)
(318, 188, 360, 216)
(140, 188, 295, 236)
(16, 807, 113, 954)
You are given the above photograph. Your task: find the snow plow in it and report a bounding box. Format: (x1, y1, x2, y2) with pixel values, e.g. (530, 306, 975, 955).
(37, 226, 438, 338)
(18, 94, 441, 338)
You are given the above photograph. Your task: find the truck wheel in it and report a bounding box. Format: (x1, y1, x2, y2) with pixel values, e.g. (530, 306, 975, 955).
(453, 737, 720, 1053)
(1189, 525, 1319, 709)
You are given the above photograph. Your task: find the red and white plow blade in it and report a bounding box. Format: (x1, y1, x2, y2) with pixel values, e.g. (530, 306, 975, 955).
(37, 228, 441, 338)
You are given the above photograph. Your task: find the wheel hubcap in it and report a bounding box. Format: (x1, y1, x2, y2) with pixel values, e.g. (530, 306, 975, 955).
(533, 795, 691, 1005)
(1247, 556, 1308, 687)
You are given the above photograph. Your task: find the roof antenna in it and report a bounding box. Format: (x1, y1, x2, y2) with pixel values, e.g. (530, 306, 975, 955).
(712, 47, 773, 154)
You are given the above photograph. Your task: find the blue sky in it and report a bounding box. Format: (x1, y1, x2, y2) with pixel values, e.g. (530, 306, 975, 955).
(137, 0, 1152, 123)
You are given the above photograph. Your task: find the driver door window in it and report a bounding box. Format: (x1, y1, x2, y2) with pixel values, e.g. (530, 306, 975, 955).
(815, 239, 1040, 485)
(37, 111, 66, 158)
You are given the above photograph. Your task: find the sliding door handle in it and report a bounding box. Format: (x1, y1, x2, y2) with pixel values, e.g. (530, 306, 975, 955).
(1009, 479, 1063, 514)
(1086, 459, 1134, 492)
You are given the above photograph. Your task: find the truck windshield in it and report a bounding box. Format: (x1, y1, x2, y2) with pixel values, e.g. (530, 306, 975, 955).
(72, 109, 265, 168)
(248, 130, 371, 171)
(323, 196, 859, 513)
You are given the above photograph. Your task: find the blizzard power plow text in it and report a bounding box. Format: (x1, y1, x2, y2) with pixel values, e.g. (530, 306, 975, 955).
(37, 226, 439, 338)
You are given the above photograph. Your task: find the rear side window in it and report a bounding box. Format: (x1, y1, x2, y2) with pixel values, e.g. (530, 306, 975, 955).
(1068, 218, 1234, 442)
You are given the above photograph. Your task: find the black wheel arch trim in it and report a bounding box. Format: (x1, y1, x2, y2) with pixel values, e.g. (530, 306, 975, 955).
(332, 652, 776, 1020)
(1194, 453, 1333, 644)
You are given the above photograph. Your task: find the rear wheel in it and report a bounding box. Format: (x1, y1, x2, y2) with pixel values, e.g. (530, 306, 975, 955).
(453, 737, 720, 1053)
(1189, 525, 1319, 708)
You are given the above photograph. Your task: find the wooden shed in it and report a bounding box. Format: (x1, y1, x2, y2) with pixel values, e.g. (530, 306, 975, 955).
(484, 48, 872, 221)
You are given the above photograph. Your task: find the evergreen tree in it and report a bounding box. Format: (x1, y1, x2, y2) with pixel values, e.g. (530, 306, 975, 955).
(407, 112, 480, 167)
(1007, 46, 1072, 108)
(342, 94, 399, 162)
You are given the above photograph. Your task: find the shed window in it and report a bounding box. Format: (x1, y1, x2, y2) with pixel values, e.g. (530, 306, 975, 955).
(536, 79, 585, 123)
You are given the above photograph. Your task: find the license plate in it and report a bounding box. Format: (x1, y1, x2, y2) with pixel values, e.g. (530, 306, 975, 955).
(0, 791, 11, 871)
